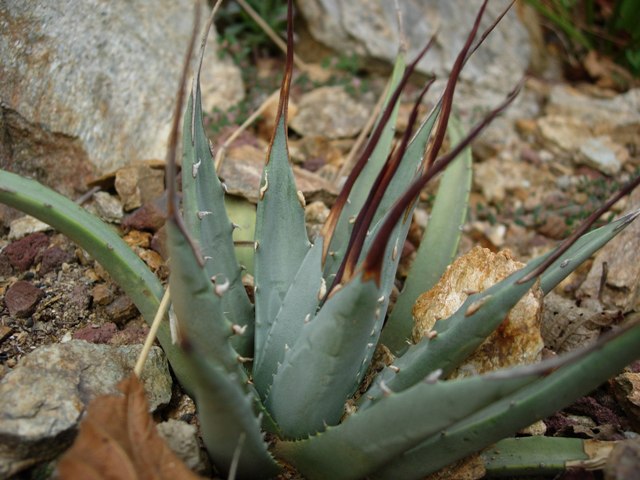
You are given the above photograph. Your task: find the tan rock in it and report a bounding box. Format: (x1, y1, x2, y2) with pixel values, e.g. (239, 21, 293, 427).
(612, 372, 640, 431)
(412, 246, 544, 378)
(289, 86, 371, 139)
(114, 164, 165, 211)
(219, 144, 338, 205)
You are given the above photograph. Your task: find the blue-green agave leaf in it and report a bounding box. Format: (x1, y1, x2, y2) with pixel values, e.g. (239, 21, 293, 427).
(182, 70, 254, 357)
(480, 437, 593, 477)
(361, 211, 638, 408)
(225, 195, 256, 275)
(346, 107, 440, 381)
(372, 320, 640, 479)
(252, 239, 324, 397)
(265, 275, 380, 439)
(537, 210, 640, 293)
(369, 105, 439, 231)
(188, 357, 281, 479)
(167, 215, 278, 478)
(166, 221, 240, 374)
(275, 363, 545, 480)
(253, 35, 310, 367)
(382, 114, 472, 354)
(322, 53, 406, 279)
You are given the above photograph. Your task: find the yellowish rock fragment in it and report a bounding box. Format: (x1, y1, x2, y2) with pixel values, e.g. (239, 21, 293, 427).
(412, 246, 544, 378)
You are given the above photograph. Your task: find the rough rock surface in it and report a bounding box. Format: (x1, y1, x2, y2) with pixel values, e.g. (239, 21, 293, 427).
(88, 191, 124, 224)
(4, 280, 43, 318)
(413, 246, 544, 378)
(3, 232, 49, 271)
(578, 188, 640, 312)
(0, 340, 172, 477)
(289, 86, 372, 138)
(537, 86, 639, 175)
(604, 438, 640, 480)
(612, 373, 640, 432)
(0, 0, 244, 187)
(115, 163, 165, 212)
(7, 216, 52, 241)
(157, 419, 208, 474)
(220, 144, 338, 204)
(297, 0, 528, 81)
(541, 293, 619, 354)
(296, 0, 529, 114)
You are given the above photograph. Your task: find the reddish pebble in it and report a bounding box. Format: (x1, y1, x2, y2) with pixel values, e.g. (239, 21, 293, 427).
(5, 280, 44, 318)
(39, 246, 74, 275)
(73, 322, 118, 344)
(4, 232, 49, 271)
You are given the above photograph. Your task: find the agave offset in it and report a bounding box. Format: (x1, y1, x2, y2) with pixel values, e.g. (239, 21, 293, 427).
(1, 1, 639, 478)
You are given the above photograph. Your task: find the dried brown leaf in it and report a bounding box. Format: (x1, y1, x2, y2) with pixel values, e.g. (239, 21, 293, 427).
(58, 374, 203, 480)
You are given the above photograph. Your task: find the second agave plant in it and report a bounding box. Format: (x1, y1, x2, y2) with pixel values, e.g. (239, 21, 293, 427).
(1, 0, 639, 478)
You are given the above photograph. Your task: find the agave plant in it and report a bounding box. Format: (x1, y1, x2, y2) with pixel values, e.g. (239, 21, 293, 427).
(1, 1, 640, 478)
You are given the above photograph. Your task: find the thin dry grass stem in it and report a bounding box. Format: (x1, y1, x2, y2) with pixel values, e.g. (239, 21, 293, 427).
(134, 286, 172, 377)
(235, 0, 307, 71)
(227, 432, 246, 480)
(214, 89, 280, 170)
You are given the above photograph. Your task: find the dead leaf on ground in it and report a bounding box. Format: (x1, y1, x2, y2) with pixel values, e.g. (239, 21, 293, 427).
(57, 374, 202, 480)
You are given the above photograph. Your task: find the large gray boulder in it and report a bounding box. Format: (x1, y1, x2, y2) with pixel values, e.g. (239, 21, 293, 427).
(296, 0, 529, 83)
(0, 0, 244, 195)
(296, 0, 530, 117)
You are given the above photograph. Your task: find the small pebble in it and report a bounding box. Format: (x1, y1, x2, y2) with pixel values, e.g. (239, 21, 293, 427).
(4, 281, 44, 318)
(104, 295, 139, 325)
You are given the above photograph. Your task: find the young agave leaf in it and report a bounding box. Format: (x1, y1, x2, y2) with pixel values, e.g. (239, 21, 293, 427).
(181, 19, 254, 357)
(0, 170, 198, 393)
(336, 79, 437, 287)
(275, 361, 554, 480)
(0, 172, 162, 321)
(382, 115, 472, 354)
(322, 52, 407, 279)
(265, 275, 381, 439)
(344, 96, 437, 376)
(252, 239, 324, 398)
(253, 3, 311, 366)
(371, 104, 439, 231)
(372, 320, 640, 479)
(361, 211, 639, 408)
